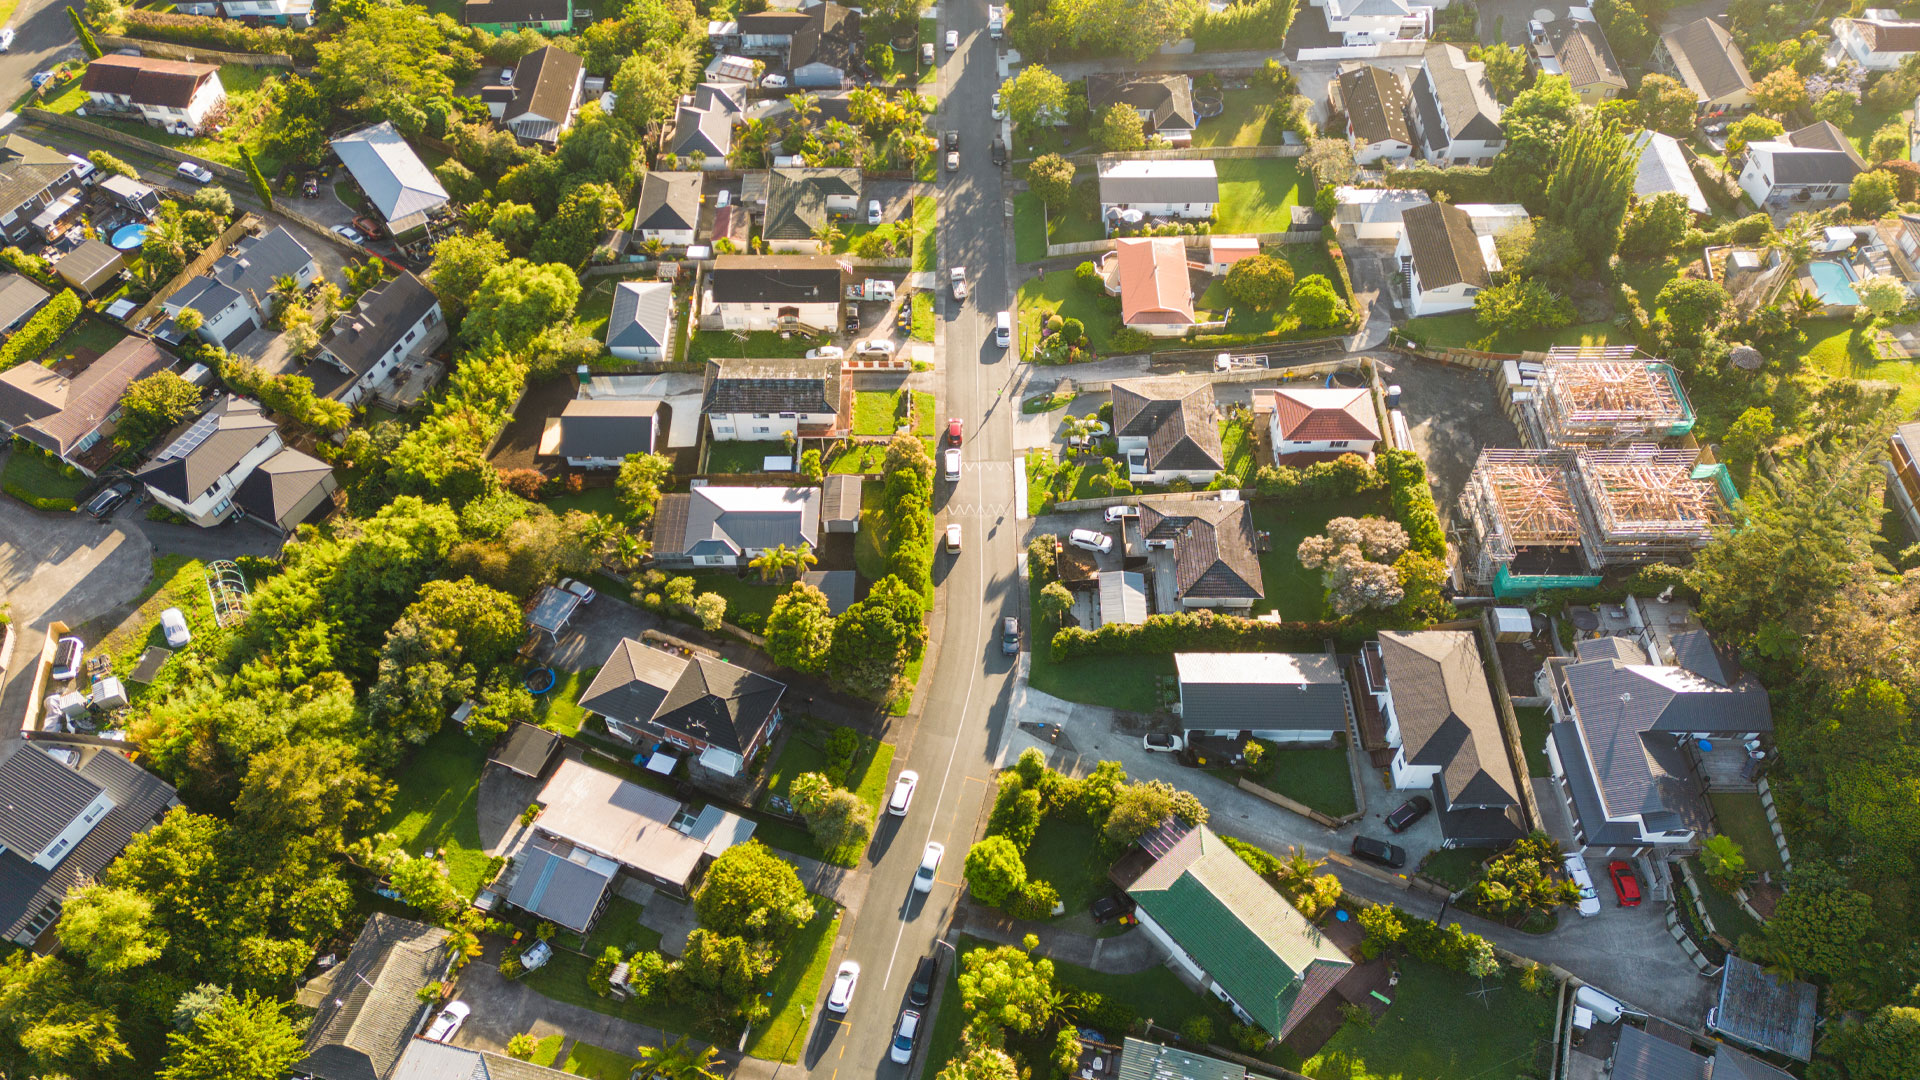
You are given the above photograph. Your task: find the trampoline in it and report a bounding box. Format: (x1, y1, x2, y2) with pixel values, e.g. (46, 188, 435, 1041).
(524, 667, 556, 694)
(110, 224, 147, 250)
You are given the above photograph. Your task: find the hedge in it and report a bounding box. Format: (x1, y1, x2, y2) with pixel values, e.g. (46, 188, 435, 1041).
(0, 291, 80, 373)
(1378, 448, 1445, 558)
(122, 9, 309, 56)
(1050, 610, 1349, 661)
(2, 483, 76, 511)
(1251, 451, 1383, 503)
(1190, 0, 1295, 51)
(1380, 164, 1499, 203)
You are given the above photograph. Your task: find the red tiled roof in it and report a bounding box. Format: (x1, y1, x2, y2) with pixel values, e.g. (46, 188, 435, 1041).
(1268, 386, 1380, 441)
(1114, 236, 1194, 326)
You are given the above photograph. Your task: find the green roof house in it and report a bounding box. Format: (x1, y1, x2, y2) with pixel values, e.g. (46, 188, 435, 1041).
(462, 0, 572, 34)
(1114, 822, 1351, 1039)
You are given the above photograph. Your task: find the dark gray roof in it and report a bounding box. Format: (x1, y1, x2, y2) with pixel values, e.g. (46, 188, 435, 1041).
(803, 569, 856, 614)
(1551, 720, 1654, 846)
(173, 226, 313, 318)
(1610, 1025, 1708, 1080)
(1377, 631, 1520, 813)
(0, 741, 104, 856)
(580, 639, 785, 753)
(702, 355, 839, 413)
(579, 638, 684, 723)
(1413, 44, 1503, 143)
(232, 446, 335, 532)
(504, 836, 614, 932)
(0, 136, 79, 220)
(322, 272, 439, 380)
(296, 913, 452, 1080)
(489, 722, 561, 777)
(653, 484, 820, 558)
(1175, 653, 1348, 733)
(692, 82, 744, 115)
(635, 171, 703, 232)
(821, 474, 862, 522)
(0, 273, 48, 330)
(1713, 957, 1817, 1062)
(784, 2, 862, 70)
(1574, 635, 1646, 663)
(541, 398, 659, 460)
(763, 169, 861, 241)
(608, 281, 673, 350)
(1111, 376, 1224, 472)
(1339, 65, 1409, 146)
(136, 396, 277, 503)
(735, 8, 810, 33)
(707, 255, 840, 303)
(1564, 645, 1771, 736)
(1752, 122, 1866, 185)
(1402, 202, 1488, 289)
(671, 103, 734, 157)
(1086, 72, 1197, 132)
(1139, 500, 1264, 602)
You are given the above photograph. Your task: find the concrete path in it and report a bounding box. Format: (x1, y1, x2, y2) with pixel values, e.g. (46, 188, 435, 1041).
(958, 906, 1170, 974)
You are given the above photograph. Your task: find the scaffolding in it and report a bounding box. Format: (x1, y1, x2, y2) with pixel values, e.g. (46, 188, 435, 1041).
(1570, 448, 1735, 565)
(1456, 449, 1584, 584)
(1535, 349, 1696, 446)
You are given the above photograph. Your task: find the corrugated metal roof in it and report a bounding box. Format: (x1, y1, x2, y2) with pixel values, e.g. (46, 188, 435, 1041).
(1175, 652, 1349, 732)
(1115, 1038, 1243, 1080)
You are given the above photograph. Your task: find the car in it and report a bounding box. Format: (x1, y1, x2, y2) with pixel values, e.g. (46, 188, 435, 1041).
(1349, 835, 1407, 869)
(947, 417, 963, 444)
(945, 523, 961, 552)
(805, 345, 845, 359)
(0, 29, 16, 52)
(890, 1009, 922, 1064)
(888, 770, 919, 816)
(1001, 616, 1020, 656)
(950, 266, 967, 300)
(423, 1001, 470, 1043)
(991, 92, 1003, 120)
(175, 161, 214, 185)
(85, 481, 132, 519)
(845, 311, 861, 332)
(520, 939, 552, 970)
(826, 961, 859, 1013)
(50, 636, 84, 682)
(1565, 854, 1600, 917)
(1607, 860, 1641, 906)
(991, 137, 1007, 166)
(946, 151, 959, 172)
(913, 841, 944, 893)
(330, 224, 367, 244)
(944, 447, 961, 481)
(944, 129, 959, 150)
(159, 607, 191, 648)
(29, 70, 53, 89)
(921, 42, 934, 64)
(302, 175, 319, 198)
(1067, 528, 1112, 555)
(761, 73, 788, 89)
(557, 577, 596, 603)
(1090, 894, 1136, 924)
(944, 29, 958, 49)
(1384, 794, 1432, 833)
(1103, 505, 1139, 524)
(1143, 732, 1185, 753)
(352, 215, 387, 240)
(867, 198, 883, 224)
(500, 67, 515, 84)
(907, 954, 939, 1007)
(854, 338, 894, 357)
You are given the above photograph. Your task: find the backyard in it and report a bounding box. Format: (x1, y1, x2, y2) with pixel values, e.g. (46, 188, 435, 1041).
(1708, 791, 1785, 877)
(1021, 815, 1125, 933)
(1025, 571, 1174, 711)
(1400, 312, 1618, 354)
(532, 666, 597, 736)
(705, 440, 792, 474)
(1214, 158, 1310, 234)
(1299, 959, 1556, 1080)
(43, 318, 129, 370)
(40, 65, 290, 175)
(2, 446, 89, 510)
(1798, 317, 1920, 412)
(380, 729, 496, 898)
(83, 555, 209, 699)
(1233, 744, 1357, 818)
(686, 330, 818, 365)
(761, 721, 897, 866)
(1192, 90, 1278, 148)
(1513, 706, 1552, 776)
(1249, 496, 1387, 621)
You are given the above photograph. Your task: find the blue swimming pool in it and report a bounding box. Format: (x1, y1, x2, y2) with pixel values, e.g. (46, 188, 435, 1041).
(1808, 259, 1859, 306)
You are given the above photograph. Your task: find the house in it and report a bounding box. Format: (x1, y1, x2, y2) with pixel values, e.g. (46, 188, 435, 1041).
(176, 0, 313, 24)
(1175, 653, 1350, 741)
(690, 80, 746, 119)
(388, 1041, 577, 1080)
(1397, 201, 1499, 317)
(163, 225, 317, 350)
(329, 122, 451, 236)
(1116, 1039, 1246, 1080)
(314, 272, 447, 410)
(292, 914, 451, 1080)
(1112, 375, 1224, 483)
(1630, 130, 1710, 216)
(761, 168, 862, 253)
(492, 46, 586, 148)
(606, 281, 674, 362)
(703, 255, 841, 333)
(732, 2, 863, 87)
(1085, 73, 1197, 146)
(463, 0, 572, 33)
(1113, 820, 1351, 1039)
(1098, 160, 1218, 230)
(651, 484, 820, 567)
(632, 171, 704, 249)
(0, 739, 179, 948)
(1707, 956, 1818, 1063)
(803, 569, 857, 614)
(1655, 18, 1754, 114)
(1609, 1023, 1796, 1080)
(1305, 0, 1432, 49)
(1833, 12, 1920, 71)
(1260, 386, 1380, 465)
(539, 398, 661, 468)
(1885, 420, 1920, 539)
(231, 442, 338, 535)
(821, 473, 862, 532)
(1529, 11, 1626, 103)
(1139, 500, 1264, 609)
(0, 273, 48, 334)
(1109, 236, 1197, 334)
(702, 355, 843, 440)
(670, 100, 737, 165)
(0, 336, 172, 475)
(54, 239, 126, 295)
(1338, 64, 1412, 164)
(1363, 630, 1526, 848)
(1404, 44, 1504, 165)
(1738, 121, 1865, 211)
(1543, 631, 1771, 856)
(579, 638, 787, 777)
(0, 135, 91, 247)
(80, 55, 224, 135)
(136, 395, 279, 525)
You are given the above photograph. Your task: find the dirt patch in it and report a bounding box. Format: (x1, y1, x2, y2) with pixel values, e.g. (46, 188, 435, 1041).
(489, 374, 581, 476)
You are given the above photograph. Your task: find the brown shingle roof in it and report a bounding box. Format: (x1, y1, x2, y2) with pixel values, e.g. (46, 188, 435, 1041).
(1402, 201, 1488, 289)
(1139, 500, 1264, 602)
(0, 336, 172, 456)
(1339, 65, 1409, 146)
(80, 55, 217, 108)
(1549, 19, 1627, 91)
(1660, 18, 1753, 102)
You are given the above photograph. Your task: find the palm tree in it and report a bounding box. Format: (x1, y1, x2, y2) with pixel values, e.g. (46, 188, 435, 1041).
(750, 543, 816, 583)
(1786, 284, 1825, 316)
(631, 1036, 726, 1080)
(786, 91, 821, 133)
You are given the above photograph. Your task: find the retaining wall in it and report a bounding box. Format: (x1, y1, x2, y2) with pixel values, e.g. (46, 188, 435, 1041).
(25, 107, 243, 183)
(96, 33, 296, 67)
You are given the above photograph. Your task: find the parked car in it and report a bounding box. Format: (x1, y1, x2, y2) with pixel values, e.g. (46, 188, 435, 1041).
(944, 29, 958, 49)
(1089, 894, 1135, 923)
(330, 224, 367, 244)
(50, 636, 84, 681)
(891, 1010, 922, 1064)
(1384, 795, 1432, 833)
(424, 1001, 470, 1043)
(946, 150, 959, 172)
(805, 345, 845, 359)
(867, 198, 883, 224)
(175, 161, 214, 185)
(921, 42, 934, 65)
(945, 523, 962, 552)
(1349, 835, 1406, 869)
(520, 939, 552, 970)
(1143, 732, 1185, 753)
(950, 266, 967, 300)
(1067, 528, 1112, 555)
(85, 481, 132, 519)
(907, 954, 939, 1007)
(761, 73, 788, 89)
(888, 770, 919, 816)
(557, 577, 596, 603)
(991, 92, 1003, 120)
(1, 30, 17, 52)
(1607, 860, 1641, 906)
(499, 67, 515, 84)
(352, 215, 386, 239)
(913, 841, 944, 893)
(1001, 616, 1020, 656)
(944, 129, 959, 150)
(944, 447, 961, 481)
(303, 175, 319, 198)
(854, 338, 893, 357)
(29, 70, 53, 89)
(947, 417, 963, 444)
(159, 607, 191, 648)
(1103, 505, 1139, 524)
(827, 961, 860, 1013)
(1565, 854, 1600, 917)
(991, 137, 1008, 166)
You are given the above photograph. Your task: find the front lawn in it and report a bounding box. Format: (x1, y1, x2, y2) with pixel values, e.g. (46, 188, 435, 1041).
(1248, 496, 1388, 621)
(2, 447, 89, 510)
(562, 1042, 642, 1079)
(1022, 815, 1113, 926)
(533, 666, 597, 737)
(1192, 89, 1279, 148)
(828, 442, 888, 474)
(521, 940, 710, 1040)
(1708, 791, 1784, 876)
(1416, 847, 1484, 891)
(1213, 158, 1310, 234)
(762, 722, 897, 866)
(40, 65, 290, 175)
(89, 555, 210, 696)
(1017, 270, 1123, 356)
(1301, 959, 1556, 1080)
(1241, 744, 1356, 818)
(380, 729, 496, 898)
(912, 290, 934, 341)
(911, 195, 937, 272)
(1014, 192, 1048, 262)
(1400, 312, 1619, 354)
(1026, 570, 1173, 710)
(854, 389, 903, 435)
(575, 279, 619, 342)
(581, 896, 662, 956)
(686, 330, 818, 365)
(688, 571, 786, 628)
(742, 899, 843, 1061)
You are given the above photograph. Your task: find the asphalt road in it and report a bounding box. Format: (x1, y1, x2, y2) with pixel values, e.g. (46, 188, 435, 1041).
(802, 5, 1022, 1079)
(0, 0, 85, 100)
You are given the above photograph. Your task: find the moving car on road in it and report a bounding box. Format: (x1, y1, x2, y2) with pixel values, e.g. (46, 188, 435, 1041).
(1349, 835, 1406, 869)
(891, 1010, 922, 1064)
(1608, 860, 1641, 906)
(1384, 795, 1432, 833)
(888, 771, 918, 816)
(827, 961, 860, 1013)
(1565, 854, 1600, 917)
(913, 842, 944, 893)
(947, 417, 963, 444)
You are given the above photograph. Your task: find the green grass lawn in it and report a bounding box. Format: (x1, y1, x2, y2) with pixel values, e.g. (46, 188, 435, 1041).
(1014, 192, 1048, 263)
(521, 942, 712, 1041)
(1300, 959, 1556, 1080)
(829, 442, 888, 474)
(40, 65, 289, 174)
(1214, 158, 1310, 234)
(1042, 181, 1108, 247)
(706, 440, 791, 474)
(533, 666, 597, 737)
(526, 1034, 565, 1067)
(1689, 864, 1764, 943)
(1243, 745, 1356, 818)
(855, 481, 887, 579)
(1026, 572, 1173, 709)
(379, 729, 496, 898)
(762, 723, 897, 865)
(832, 220, 912, 256)
(743, 899, 843, 1061)
(914, 391, 937, 436)
(562, 1042, 642, 1079)
(42, 318, 128, 369)
(2, 447, 89, 510)
(1017, 269, 1123, 355)
(917, 17, 938, 85)
(911, 195, 937, 272)
(88, 555, 211, 698)
(544, 487, 624, 518)
(575, 279, 618, 342)
(689, 571, 786, 627)
(1219, 417, 1256, 484)
(581, 896, 662, 956)
(1192, 89, 1278, 148)
(912, 291, 934, 341)
(1514, 706, 1552, 777)
(687, 330, 817, 365)
(1400, 312, 1619, 354)
(1799, 317, 1920, 413)
(854, 389, 902, 435)
(1249, 496, 1387, 621)
(1708, 791, 1784, 876)
(1416, 847, 1483, 891)
(1022, 815, 1113, 924)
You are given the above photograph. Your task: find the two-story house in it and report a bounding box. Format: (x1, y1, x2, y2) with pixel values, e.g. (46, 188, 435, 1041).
(0, 336, 173, 475)
(632, 171, 704, 249)
(1404, 44, 1504, 165)
(703, 255, 840, 332)
(1397, 201, 1501, 316)
(1305, 0, 1432, 48)
(1654, 17, 1753, 114)
(1098, 160, 1219, 231)
(463, 0, 572, 33)
(651, 484, 819, 569)
(79, 55, 225, 136)
(668, 85, 740, 167)
(1085, 73, 1198, 146)
(731, 2, 863, 87)
(1885, 420, 1920, 539)
(0, 274, 49, 336)
(293, 914, 452, 1080)
(701, 354, 843, 440)
(1113, 375, 1225, 484)
(314, 271, 447, 410)
(175, 0, 313, 23)
(761, 168, 862, 253)
(1528, 10, 1626, 103)
(1338, 64, 1412, 164)
(134, 395, 337, 531)
(580, 637, 787, 778)
(1832, 11, 1920, 71)
(163, 225, 317, 350)
(0, 135, 90, 247)
(1260, 386, 1381, 465)
(489, 46, 585, 149)
(330, 122, 450, 238)
(606, 280, 674, 361)
(1738, 121, 1865, 211)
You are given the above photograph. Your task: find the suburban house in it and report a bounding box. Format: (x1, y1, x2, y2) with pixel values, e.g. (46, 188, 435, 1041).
(1362, 630, 1526, 848)
(580, 637, 787, 778)
(1337, 64, 1412, 164)
(1085, 73, 1198, 146)
(0, 135, 91, 247)
(1333, 187, 1433, 242)
(1832, 12, 1920, 70)
(651, 484, 820, 567)
(633, 171, 704, 248)
(54, 239, 126, 295)
(1542, 631, 1772, 857)
(1397, 201, 1499, 317)
(231, 442, 339, 535)
(0, 739, 179, 948)
(1260, 386, 1380, 465)
(1609, 1022, 1796, 1080)
(163, 225, 317, 349)
(1738, 121, 1865, 211)
(463, 0, 572, 33)
(80, 55, 225, 135)
(1655, 17, 1754, 114)
(0, 273, 48, 335)
(1528, 10, 1626, 103)
(703, 255, 841, 332)
(1404, 44, 1505, 165)
(0, 336, 173, 475)
(136, 396, 337, 531)
(177, 0, 314, 24)
(1305, 0, 1432, 49)
(669, 94, 738, 165)
(1885, 420, 1920, 539)
(1175, 653, 1350, 741)
(761, 168, 862, 253)
(539, 398, 662, 468)
(292, 914, 451, 1080)
(490, 46, 586, 148)
(1708, 956, 1818, 1064)
(701, 355, 842, 439)
(1113, 819, 1352, 1040)
(1107, 236, 1198, 334)
(314, 271, 447, 410)
(1631, 130, 1710, 216)
(329, 122, 451, 236)
(1138, 500, 1264, 609)
(605, 280, 675, 361)
(1112, 375, 1224, 484)
(729, 3, 864, 87)
(1098, 160, 1219, 231)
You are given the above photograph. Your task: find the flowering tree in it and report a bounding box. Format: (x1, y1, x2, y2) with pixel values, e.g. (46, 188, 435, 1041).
(1297, 517, 1409, 614)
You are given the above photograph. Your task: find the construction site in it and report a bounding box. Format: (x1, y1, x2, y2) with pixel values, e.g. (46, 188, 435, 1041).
(1497, 346, 1698, 449)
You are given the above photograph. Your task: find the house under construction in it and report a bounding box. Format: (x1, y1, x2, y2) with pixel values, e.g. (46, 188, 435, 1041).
(1457, 447, 1737, 597)
(1503, 346, 1698, 449)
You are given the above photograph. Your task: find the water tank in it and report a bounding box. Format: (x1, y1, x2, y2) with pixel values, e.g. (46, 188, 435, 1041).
(1574, 986, 1624, 1023)
(1385, 384, 1402, 408)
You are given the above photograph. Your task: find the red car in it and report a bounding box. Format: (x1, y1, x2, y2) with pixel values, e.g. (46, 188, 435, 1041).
(1607, 860, 1641, 906)
(947, 418, 963, 444)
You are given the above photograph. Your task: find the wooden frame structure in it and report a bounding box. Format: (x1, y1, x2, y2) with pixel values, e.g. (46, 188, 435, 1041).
(1535, 349, 1695, 446)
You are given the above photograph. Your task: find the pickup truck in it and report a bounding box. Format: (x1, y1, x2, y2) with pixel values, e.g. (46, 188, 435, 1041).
(950, 267, 968, 301)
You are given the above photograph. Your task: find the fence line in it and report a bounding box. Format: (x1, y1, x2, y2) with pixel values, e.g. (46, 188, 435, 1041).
(25, 108, 244, 183)
(1044, 228, 1321, 259)
(95, 33, 296, 67)
(1056, 144, 1307, 166)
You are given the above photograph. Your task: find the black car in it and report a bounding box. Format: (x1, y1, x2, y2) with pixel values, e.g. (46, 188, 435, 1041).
(85, 481, 132, 520)
(907, 954, 939, 1007)
(1089, 894, 1134, 924)
(944, 129, 959, 150)
(1350, 835, 1407, 869)
(991, 137, 1007, 166)
(1384, 795, 1432, 833)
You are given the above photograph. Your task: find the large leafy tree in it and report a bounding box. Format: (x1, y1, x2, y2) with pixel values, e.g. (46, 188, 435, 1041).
(1758, 862, 1876, 982)
(1000, 64, 1069, 131)
(116, 371, 201, 451)
(694, 841, 814, 942)
(963, 836, 1027, 906)
(56, 883, 167, 974)
(314, 5, 475, 119)
(368, 577, 524, 745)
(632, 1036, 726, 1080)
(1542, 119, 1641, 268)
(460, 259, 582, 351)
(0, 951, 131, 1075)
(765, 581, 835, 674)
(424, 232, 509, 328)
(827, 574, 927, 697)
(1842, 1006, 1920, 1080)
(1489, 75, 1580, 205)
(158, 990, 306, 1080)
(956, 938, 1054, 1034)
(233, 739, 393, 853)
(1468, 42, 1528, 102)
(1635, 73, 1695, 137)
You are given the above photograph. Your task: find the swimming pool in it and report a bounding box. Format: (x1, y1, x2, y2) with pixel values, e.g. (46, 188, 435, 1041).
(1808, 259, 1859, 306)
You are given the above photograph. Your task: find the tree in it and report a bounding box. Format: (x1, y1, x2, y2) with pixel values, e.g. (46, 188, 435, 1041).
(610, 53, 682, 132)
(1473, 277, 1575, 331)
(1724, 114, 1783, 157)
(956, 938, 1054, 1033)
(1094, 103, 1146, 152)
(1489, 75, 1581, 204)
(614, 451, 673, 523)
(1299, 137, 1356, 188)
(1760, 863, 1873, 980)
(1657, 277, 1730, 344)
(1027, 153, 1075, 213)
(56, 883, 166, 974)
(1469, 42, 1528, 102)
(1469, 832, 1580, 920)
(807, 788, 875, 852)
(116, 370, 202, 450)
(1843, 1006, 1920, 1080)
(1871, 122, 1909, 163)
(695, 841, 814, 941)
(1753, 66, 1809, 118)
(963, 835, 1027, 906)
(426, 233, 509, 328)
(1720, 405, 1776, 482)
(1298, 517, 1409, 614)
(236, 739, 391, 852)
(1620, 191, 1692, 257)
(632, 1036, 726, 1080)
(1000, 64, 1068, 131)
(1855, 271, 1908, 316)
(1104, 779, 1207, 843)
(1356, 902, 1406, 958)
(532, 182, 625, 266)
(1288, 274, 1348, 329)
(937, 1041, 1020, 1080)
(1036, 580, 1074, 629)
(238, 146, 272, 209)
(87, 148, 135, 179)
(159, 990, 307, 1080)
(1700, 834, 1748, 891)
(487, 201, 541, 251)
(1222, 254, 1294, 308)
(750, 542, 817, 583)
(1542, 119, 1641, 267)
(1635, 73, 1695, 137)
(987, 776, 1042, 850)
(0, 951, 132, 1074)
(175, 306, 204, 334)
(691, 592, 727, 631)
(461, 259, 582, 351)
(369, 576, 526, 744)
(70, 6, 102, 58)
(1814, 89, 1856, 129)
(1851, 169, 1900, 219)
(314, 4, 473, 118)
(827, 574, 926, 698)
(766, 581, 835, 674)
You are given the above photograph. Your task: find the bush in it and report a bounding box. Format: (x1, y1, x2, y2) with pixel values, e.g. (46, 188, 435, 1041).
(1181, 1015, 1214, 1045)
(1074, 260, 1103, 292)
(0, 291, 80, 373)
(1379, 449, 1444, 558)
(1252, 452, 1383, 502)
(1222, 254, 1294, 309)
(1108, 327, 1151, 353)
(1051, 610, 1342, 661)
(1006, 878, 1060, 920)
(823, 726, 860, 786)
(1065, 989, 1136, 1036)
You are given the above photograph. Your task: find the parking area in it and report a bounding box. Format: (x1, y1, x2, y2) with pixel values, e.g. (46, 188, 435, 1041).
(1376, 354, 1521, 514)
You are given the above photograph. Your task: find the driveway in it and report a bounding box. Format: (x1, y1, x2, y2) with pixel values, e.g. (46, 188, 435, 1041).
(1375, 354, 1522, 515)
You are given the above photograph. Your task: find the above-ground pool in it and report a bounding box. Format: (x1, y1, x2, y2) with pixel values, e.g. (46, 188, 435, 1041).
(110, 224, 147, 250)
(1808, 259, 1859, 306)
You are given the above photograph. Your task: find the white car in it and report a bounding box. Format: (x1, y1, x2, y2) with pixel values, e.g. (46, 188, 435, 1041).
(424, 1001, 470, 1043)
(950, 266, 967, 300)
(1104, 505, 1140, 524)
(175, 161, 214, 185)
(1067, 528, 1113, 555)
(159, 607, 191, 648)
(891, 1009, 922, 1064)
(991, 92, 1003, 120)
(1565, 854, 1601, 917)
(1143, 733, 1185, 753)
(806, 345, 845, 359)
(330, 224, 367, 244)
(499, 67, 515, 84)
(0, 29, 15, 52)
(946, 150, 959, 172)
(867, 198, 883, 224)
(944, 29, 958, 50)
(943, 447, 961, 481)
(946, 523, 961, 553)
(888, 770, 919, 816)
(558, 577, 596, 603)
(827, 961, 860, 1013)
(50, 635, 84, 681)
(854, 338, 894, 358)
(913, 841, 944, 893)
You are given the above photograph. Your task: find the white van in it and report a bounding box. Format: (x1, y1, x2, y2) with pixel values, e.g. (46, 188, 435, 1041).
(994, 310, 1011, 348)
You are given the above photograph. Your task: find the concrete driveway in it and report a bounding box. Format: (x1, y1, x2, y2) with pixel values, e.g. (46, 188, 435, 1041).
(1376, 354, 1522, 514)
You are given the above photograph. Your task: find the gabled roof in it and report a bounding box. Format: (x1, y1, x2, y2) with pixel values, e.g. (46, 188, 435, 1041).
(1140, 500, 1264, 602)
(1339, 65, 1409, 146)
(539, 398, 659, 460)
(652, 485, 820, 558)
(1085, 72, 1197, 132)
(1545, 18, 1626, 91)
(608, 281, 673, 351)
(0, 273, 48, 329)
(171, 225, 314, 319)
(1112, 375, 1222, 470)
(321, 271, 440, 380)
(1857, 17, 1920, 54)
(0, 336, 171, 456)
(702, 355, 839, 413)
(1175, 653, 1348, 733)
(635, 171, 703, 232)
(1097, 159, 1220, 206)
(295, 913, 452, 1080)
(80, 54, 218, 108)
(1411, 44, 1503, 144)
(1630, 130, 1710, 214)
(55, 239, 124, 291)
(1377, 631, 1519, 811)
(136, 395, 276, 502)
(1267, 386, 1379, 442)
(1747, 122, 1866, 186)
(1116, 1038, 1244, 1080)
(0, 741, 104, 856)
(763, 168, 861, 241)
(1402, 201, 1489, 289)
(391, 1038, 581, 1080)
(0, 135, 80, 218)
(1112, 236, 1196, 328)
(506, 46, 584, 129)
(707, 255, 840, 304)
(579, 639, 786, 755)
(692, 82, 744, 115)
(504, 833, 615, 932)
(232, 446, 334, 532)
(821, 473, 862, 522)
(1660, 18, 1753, 102)
(330, 122, 450, 225)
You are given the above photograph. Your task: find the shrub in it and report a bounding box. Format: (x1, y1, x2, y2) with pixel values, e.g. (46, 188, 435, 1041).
(1379, 449, 1444, 558)
(1075, 260, 1103, 291)
(823, 726, 860, 785)
(1051, 610, 1342, 661)
(1108, 327, 1151, 353)
(1006, 878, 1060, 920)
(0, 290, 80, 373)
(1181, 1015, 1214, 1045)
(1229, 1023, 1271, 1051)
